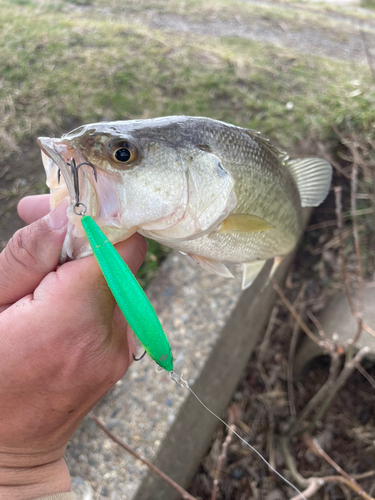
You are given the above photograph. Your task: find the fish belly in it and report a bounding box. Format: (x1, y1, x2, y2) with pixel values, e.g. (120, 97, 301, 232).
(143, 228, 297, 264)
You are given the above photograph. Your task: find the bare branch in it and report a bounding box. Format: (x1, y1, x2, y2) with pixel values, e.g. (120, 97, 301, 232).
(89, 413, 198, 500)
(307, 310, 327, 343)
(290, 478, 322, 500)
(303, 433, 375, 500)
(295, 346, 370, 437)
(271, 280, 321, 345)
(350, 160, 364, 345)
(258, 305, 279, 365)
(363, 322, 375, 339)
(287, 348, 340, 438)
(356, 362, 375, 390)
(334, 186, 357, 317)
(279, 437, 309, 489)
(211, 407, 236, 500)
(288, 319, 299, 418)
(354, 471, 375, 481)
(287, 284, 308, 418)
(291, 475, 375, 500)
(306, 208, 373, 232)
(316, 141, 351, 179)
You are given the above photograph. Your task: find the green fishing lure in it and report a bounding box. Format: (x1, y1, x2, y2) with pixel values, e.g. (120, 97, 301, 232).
(81, 215, 173, 372)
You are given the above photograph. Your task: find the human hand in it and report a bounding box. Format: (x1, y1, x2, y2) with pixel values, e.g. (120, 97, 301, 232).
(0, 195, 147, 500)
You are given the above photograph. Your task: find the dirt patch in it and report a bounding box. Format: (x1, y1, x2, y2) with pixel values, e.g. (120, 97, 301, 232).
(149, 12, 373, 63)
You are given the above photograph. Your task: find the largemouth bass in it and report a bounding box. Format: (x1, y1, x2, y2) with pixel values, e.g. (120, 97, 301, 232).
(38, 116, 332, 289)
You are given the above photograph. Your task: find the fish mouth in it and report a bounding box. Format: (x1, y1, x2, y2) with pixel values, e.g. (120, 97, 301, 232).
(37, 137, 99, 225)
(38, 136, 136, 261)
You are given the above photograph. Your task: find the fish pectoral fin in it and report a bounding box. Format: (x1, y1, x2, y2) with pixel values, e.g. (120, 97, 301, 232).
(216, 214, 274, 234)
(242, 260, 266, 289)
(286, 157, 332, 207)
(189, 254, 234, 278)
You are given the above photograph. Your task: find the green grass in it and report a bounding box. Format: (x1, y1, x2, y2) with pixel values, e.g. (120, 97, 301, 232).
(362, 0, 375, 8)
(0, 0, 374, 282)
(1, 1, 374, 156)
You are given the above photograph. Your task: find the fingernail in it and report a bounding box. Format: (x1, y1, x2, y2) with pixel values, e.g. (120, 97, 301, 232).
(48, 199, 69, 230)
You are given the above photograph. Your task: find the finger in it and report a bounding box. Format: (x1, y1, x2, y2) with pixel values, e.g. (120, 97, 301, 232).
(35, 232, 147, 305)
(33, 232, 147, 342)
(18, 194, 51, 224)
(0, 199, 69, 307)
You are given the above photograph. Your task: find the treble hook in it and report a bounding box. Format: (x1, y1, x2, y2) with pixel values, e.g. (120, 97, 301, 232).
(132, 350, 147, 362)
(66, 157, 98, 216)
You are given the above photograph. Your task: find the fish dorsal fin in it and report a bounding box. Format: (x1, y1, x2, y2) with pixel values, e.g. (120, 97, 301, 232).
(242, 260, 266, 289)
(286, 157, 332, 207)
(216, 214, 274, 234)
(245, 130, 289, 162)
(189, 254, 234, 278)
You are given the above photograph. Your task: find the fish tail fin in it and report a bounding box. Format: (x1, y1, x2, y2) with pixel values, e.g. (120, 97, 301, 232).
(286, 157, 332, 207)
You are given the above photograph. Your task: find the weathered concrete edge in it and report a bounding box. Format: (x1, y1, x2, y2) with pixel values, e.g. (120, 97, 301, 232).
(134, 252, 295, 500)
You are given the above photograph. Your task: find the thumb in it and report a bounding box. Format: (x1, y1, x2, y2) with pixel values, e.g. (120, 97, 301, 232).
(0, 199, 69, 307)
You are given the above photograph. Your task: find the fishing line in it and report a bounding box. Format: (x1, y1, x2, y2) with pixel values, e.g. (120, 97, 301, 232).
(170, 369, 307, 500)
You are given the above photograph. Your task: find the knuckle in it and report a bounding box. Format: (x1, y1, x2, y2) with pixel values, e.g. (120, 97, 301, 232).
(5, 226, 38, 273)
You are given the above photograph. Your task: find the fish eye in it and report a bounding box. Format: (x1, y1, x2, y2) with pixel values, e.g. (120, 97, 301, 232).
(110, 141, 138, 165)
(115, 148, 131, 162)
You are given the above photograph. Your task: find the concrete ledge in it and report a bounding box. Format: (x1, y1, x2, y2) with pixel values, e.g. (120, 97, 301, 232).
(294, 281, 375, 377)
(65, 245, 296, 499)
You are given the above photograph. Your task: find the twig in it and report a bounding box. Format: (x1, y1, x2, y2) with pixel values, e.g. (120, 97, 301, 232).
(335, 181, 373, 347)
(271, 280, 321, 346)
(303, 433, 375, 500)
(356, 362, 375, 390)
(211, 407, 236, 500)
(334, 187, 360, 324)
(288, 320, 299, 418)
(306, 208, 374, 231)
(89, 413, 198, 500)
(350, 160, 364, 346)
(316, 142, 351, 179)
(249, 480, 260, 499)
(287, 347, 340, 438)
(338, 482, 352, 500)
(363, 323, 375, 339)
(291, 475, 375, 500)
(304, 433, 356, 484)
(295, 346, 370, 438)
(279, 437, 309, 489)
(354, 471, 375, 481)
(311, 224, 365, 255)
(258, 305, 278, 365)
(287, 284, 307, 418)
(307, 310, 327, 343)
(290, 477, 322, 500)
